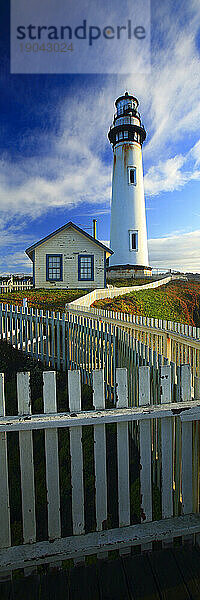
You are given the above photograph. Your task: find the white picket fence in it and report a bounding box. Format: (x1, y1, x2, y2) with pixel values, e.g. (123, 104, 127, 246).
(0, 302, 200, 399)
(67, 306, 200, 387)
(0, 277, 33, 294)
(0, 302, 170, 405)
(0, 364, 200, 575)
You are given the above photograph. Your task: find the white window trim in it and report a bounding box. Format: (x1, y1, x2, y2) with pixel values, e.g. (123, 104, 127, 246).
(128, 166, 137, 186)
(129, 230, 138, 251)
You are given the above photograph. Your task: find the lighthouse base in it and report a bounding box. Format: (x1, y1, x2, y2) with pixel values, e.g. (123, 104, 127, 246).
(107, 264, 152, 281)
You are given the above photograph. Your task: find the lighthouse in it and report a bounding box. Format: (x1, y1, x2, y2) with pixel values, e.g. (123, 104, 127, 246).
(108, 92, 151, 279)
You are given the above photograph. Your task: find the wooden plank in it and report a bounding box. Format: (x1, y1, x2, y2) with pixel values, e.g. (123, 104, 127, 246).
(180, 364, 191, 401)
(62, 313, 66, 370)
(194, 376, 200, 399)
(40, 569, 69, 600)
(68, 363, 84, 546)
(93, 369, 105, 411)
(139, 366, 152, 550)
(0, 374, 11, 549)
(116, 368, 128, 408)
(139, 366, 150, 406)
(116, 369, 130, 554)
(39, 310, 44, 362)
(56, 313, 61, 370)
(12, 574, 40, 600)
(45, 311, 50, 366)
(149, 548, 191, 600)
(43, 372, 61, 540)
(35, 310, 39, 360)
(117, 420, 130, 527)
(70, 564, 99, 600)
(98, 558, 129, 600)
(68, 370, 81, 412)
(173, 546, 200, 600)
(160, 365, 171, 404)
(1, 398, 200, 433)
(160, 367, 173, 542)
(69, 426, 85, 536)
(182, 420, 193, 514)
(17, 372, 36, 544)
(93, 371, 107, 538)
(0, 515, 200, 573)
(0, 580, 12, 597)
(123, 553, 160, 600)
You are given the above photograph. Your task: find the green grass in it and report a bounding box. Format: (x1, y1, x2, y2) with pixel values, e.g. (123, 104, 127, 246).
(0, 288, 87, 312)
(107, 277, 152, 287)
(92, 280, 200, 326)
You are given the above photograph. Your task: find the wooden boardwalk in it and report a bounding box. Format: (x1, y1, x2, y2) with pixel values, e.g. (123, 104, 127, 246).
(1, 545, 200, 599)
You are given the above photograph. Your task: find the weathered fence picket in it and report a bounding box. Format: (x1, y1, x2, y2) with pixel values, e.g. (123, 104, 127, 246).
(17, 372, 36, 545)
(0, 374, 11, 550)
(93, 369, 108, 559)
(68, 371, 85, 540)
(139, 366, 152, 552)
(0, 363, 199, 577)
(43, 372, 61, 541)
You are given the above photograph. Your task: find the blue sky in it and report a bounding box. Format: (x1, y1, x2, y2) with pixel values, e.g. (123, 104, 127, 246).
(0, 0, 200, 273)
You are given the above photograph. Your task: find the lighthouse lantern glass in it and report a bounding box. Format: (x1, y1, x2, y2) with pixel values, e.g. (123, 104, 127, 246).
(117, 97, 133, 116)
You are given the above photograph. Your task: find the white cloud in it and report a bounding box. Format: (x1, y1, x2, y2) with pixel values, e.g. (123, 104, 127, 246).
(144, 140, 200, 196)
(149, 230, 200, 273)
(144, 155, 187, 196)
(1, 0, 200, 215)
(0, 0, 200, 272)
(0, 251, 31, 274)
(103, 231, 200, 273)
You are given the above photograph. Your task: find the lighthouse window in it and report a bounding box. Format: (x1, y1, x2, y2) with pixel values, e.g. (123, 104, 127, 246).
(78, 255, 94, 281)
(129, 231, 138, 251)
(128, 167, 137, 185)
(124, 131, 128, 138)
(116, 133, 118, 141)
(119, 131, 123, 140)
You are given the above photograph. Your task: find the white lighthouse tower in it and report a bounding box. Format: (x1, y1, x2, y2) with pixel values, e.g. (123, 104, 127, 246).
(108, 92, 151, 279)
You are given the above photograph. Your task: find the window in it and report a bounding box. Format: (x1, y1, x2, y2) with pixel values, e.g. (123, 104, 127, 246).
(129, 230, 138, 251)
(128, 166, 137, 185)
(116, 133, 118, 141)
(124, 130, 128, 138)
(119, 131, 123, 140)
(78, 255, 94, 281)
(46, 254, 63, 281)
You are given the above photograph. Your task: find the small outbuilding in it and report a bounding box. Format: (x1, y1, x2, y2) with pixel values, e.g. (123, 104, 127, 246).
(25, 221, 113, 289)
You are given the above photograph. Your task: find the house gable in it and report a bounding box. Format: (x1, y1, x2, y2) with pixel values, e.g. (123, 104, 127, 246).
(30, 224, 109, 289)
(26, 222, 112, 261)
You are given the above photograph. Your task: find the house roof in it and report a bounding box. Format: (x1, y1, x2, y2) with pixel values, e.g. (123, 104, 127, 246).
(25, 221, 113, 260)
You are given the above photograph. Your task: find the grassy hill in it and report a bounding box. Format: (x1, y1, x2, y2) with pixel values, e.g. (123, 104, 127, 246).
(92, 280, 200, 326)
(0, 289, 87, 312)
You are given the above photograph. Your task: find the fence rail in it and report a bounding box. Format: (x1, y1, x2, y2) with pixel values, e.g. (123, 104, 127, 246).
(0, 365, 199, 575)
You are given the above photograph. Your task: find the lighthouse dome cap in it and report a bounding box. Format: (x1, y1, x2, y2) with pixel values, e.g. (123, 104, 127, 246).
(115, 91, 139, 107)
